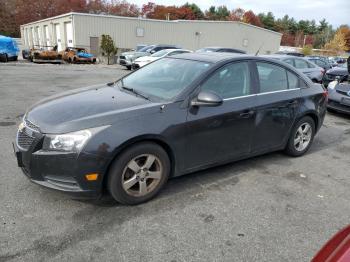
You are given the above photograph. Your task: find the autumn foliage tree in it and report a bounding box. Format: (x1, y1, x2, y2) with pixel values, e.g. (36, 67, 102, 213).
(0, 0, 345, 52)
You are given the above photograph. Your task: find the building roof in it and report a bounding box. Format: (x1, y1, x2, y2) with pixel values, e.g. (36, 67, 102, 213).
(20, 12, 282, 36)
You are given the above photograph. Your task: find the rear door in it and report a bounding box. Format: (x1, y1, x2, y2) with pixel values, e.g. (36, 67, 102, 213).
(184, 61, 257, 170)
(251, 61, 302, 152)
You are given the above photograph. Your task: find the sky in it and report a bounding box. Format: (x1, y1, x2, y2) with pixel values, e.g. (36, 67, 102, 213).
(131, 0, 350, 27)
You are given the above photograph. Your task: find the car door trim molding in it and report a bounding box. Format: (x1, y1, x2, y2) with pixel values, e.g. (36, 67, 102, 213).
(257, 88, 300, 96)
(223, 94, 257, 101)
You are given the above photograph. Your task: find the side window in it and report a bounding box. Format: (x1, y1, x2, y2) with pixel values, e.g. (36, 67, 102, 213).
(201, 62, 251, 99)
(315, 60, 325, 67)
(287, 71, 299, 89)
(294, 59, 309, 69)
(307, 61, 316, 68)
(284, 59, 294, 66)
(256, 62, 288, 92)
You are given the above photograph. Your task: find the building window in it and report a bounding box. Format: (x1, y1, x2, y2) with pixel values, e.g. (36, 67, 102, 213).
(242, 39, 248, 47)
(136, 27, 144, 37)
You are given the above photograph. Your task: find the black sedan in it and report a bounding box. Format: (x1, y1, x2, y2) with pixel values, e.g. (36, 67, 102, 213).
(14, 53, 327, 205)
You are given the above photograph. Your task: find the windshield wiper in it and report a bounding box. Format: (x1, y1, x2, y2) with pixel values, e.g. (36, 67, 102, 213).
(119, 82, 150, 101)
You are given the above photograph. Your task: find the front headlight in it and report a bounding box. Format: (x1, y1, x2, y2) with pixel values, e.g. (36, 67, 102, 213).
(43, 130, 91, 152)
(328, 81, 337, 90)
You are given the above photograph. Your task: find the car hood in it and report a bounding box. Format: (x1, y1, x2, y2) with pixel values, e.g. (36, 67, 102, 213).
(26, 84, 158, 134)
(326, 67, 348, 76)
(335, 83, 350, 93)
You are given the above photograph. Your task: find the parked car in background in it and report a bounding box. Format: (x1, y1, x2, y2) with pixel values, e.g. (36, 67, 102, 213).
(119, 44, 181, 70)
(0, 35, 19, 62)
(327, 62, 350, 115)
(322, 63, 349, 87)
(60, 47, 96, 63)
(14, 53, 327, 205)
(312, 225, 350, 262)
(29, 45, 62, 63)
(22, 49, 30, 59)
(196, 47, 246, 54)
(135, 44, 147, 51)
(263, 55, 325, 83)
(275, 51, 304, 57)
(132, 49, 192, 69)
(306, 57, 332, 71)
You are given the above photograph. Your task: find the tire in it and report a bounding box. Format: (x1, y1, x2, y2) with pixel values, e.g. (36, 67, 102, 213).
(0, 54, 8, 62)
(107, 142, 170, 205)
(126, 65, 131, 70)
(13, 56, 18, 61)
(285, 116, 315, 157)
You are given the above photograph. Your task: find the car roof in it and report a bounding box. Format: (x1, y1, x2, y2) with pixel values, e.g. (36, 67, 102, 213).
(172, 52, 260, 63)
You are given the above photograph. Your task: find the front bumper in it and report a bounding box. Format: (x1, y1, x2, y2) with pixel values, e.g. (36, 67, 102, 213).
(327, 99, 350, 114)
(119, 59, 132, 66)
(75, 57, 96, 63)
(32, 58, 62, 63)
(14, 137, 109, 199)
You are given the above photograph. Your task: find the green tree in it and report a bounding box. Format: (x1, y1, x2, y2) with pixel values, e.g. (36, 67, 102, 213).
(258, 12, 275, 31)
(301, 45, 313, 55)
(100, 34, 117, 65)
(183, 3, 204, 19)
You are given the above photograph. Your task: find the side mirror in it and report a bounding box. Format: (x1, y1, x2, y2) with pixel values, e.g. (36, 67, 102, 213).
(191, 91, 223, 107)
(150, 50, 156, 54)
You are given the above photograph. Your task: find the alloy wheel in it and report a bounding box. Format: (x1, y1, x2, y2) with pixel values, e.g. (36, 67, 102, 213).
(121, 154, 163, 197)
(294, 123, 312, 152)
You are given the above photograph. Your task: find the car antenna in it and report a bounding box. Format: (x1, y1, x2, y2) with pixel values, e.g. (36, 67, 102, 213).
(255, 43, 264, 56)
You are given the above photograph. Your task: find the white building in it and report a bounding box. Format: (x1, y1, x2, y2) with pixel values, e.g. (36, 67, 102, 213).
(20, 12, 282, 55)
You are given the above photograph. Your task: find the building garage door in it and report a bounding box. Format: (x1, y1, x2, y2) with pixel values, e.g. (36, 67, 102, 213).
(54, 24, 62, 51)
(90, 37, 99, 56)
(65, 22, 73, 47)
(43, 25, 50, 47)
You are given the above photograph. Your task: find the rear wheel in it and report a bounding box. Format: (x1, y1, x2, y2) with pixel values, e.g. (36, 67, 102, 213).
(107, 142, 170, 205)
(285, 116, 315, 157)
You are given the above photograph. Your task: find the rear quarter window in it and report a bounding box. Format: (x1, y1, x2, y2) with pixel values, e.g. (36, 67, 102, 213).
(256, 62, 288, 92)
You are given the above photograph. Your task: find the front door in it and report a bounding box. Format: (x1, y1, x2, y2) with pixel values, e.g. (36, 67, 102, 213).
(251, 61, 301, 152)
(184, 61, 257, 170)
(90, 37, 99, 56)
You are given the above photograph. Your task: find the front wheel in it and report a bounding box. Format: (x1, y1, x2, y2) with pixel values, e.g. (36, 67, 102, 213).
(285, 116, 315, 157)
(107, 142, 170, 205)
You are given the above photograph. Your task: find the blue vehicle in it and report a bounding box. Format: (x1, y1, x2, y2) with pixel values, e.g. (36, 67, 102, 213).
(0, 35, 19, 62)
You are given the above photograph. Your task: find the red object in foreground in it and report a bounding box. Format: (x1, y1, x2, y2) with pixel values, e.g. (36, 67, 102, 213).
(312, 225, 350, 262)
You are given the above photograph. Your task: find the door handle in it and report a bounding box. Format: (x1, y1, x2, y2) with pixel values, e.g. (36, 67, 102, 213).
(239, 110, 255, 118)
(287, 100, 298, 106)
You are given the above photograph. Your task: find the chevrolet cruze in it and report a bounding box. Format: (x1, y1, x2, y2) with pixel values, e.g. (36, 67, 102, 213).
(14, 53, 327, 205)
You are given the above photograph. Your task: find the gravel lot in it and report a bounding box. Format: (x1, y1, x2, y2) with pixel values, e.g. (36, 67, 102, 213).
(1, 61, 350, 262)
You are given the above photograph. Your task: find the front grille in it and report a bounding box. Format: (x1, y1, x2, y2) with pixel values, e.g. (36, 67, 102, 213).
(17, 130, 36, 149)
(25, 119, 40, 132)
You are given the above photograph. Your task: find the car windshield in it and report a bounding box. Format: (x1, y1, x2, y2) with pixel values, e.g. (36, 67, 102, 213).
(139, 45, 154, 52)
(121, 58, 211, 100)
(150, 50, 169, 57)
